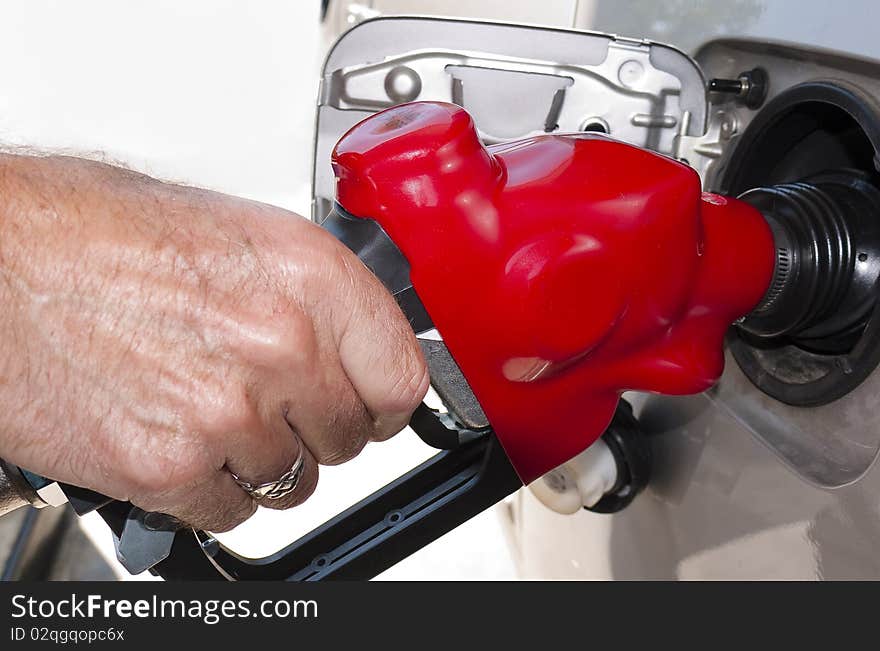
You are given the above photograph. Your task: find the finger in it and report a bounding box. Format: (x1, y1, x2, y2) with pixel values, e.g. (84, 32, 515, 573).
(258, 299, 377, 464)
(222, 397, 320, 510)
(136, 469, 257, 534)
(331, 257, 430, 438)
(278, 351, 375, 466)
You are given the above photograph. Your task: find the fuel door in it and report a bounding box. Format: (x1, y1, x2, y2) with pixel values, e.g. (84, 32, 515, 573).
(312, 16, 708, 220)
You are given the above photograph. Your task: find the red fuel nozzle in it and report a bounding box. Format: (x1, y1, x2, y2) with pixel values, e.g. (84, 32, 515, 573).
(332, 101, 776, 483)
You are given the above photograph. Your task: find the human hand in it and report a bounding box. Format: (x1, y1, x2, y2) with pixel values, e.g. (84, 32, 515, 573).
(0, 154, 428, 531)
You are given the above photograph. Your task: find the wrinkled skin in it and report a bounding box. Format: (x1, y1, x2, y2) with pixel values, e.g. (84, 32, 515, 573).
(0, 154, 428, 532)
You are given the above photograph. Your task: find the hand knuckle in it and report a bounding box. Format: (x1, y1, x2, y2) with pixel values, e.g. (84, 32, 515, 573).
(272, 310, 318, 371)
(192, 381, 261, 435)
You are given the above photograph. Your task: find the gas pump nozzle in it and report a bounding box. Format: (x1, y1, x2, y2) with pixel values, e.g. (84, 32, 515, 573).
(0, 101, 787, 580)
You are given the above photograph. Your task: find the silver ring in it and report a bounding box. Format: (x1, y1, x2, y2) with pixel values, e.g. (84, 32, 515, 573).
(231, 446, 305, 500)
